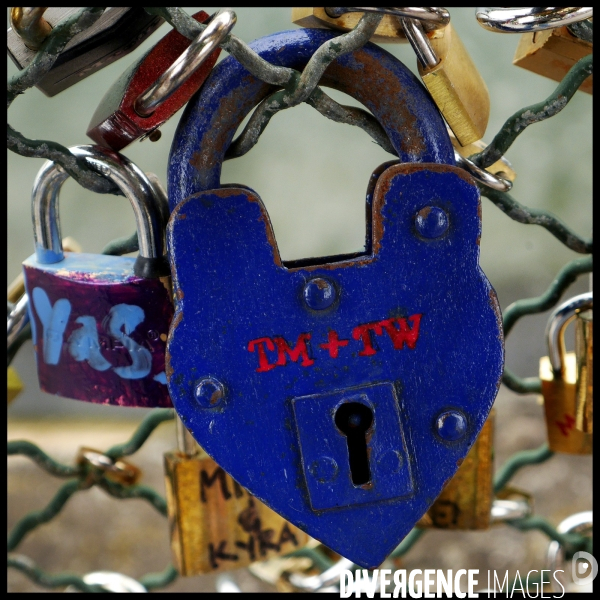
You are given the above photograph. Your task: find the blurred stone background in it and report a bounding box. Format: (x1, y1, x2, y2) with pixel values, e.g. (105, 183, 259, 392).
(7, 7, 592, 593)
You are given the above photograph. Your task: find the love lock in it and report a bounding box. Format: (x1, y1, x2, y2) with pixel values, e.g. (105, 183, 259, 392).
(166, 28, 504, 568)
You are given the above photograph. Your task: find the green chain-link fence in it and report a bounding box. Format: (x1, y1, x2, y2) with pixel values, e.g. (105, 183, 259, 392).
(7, 7, 593, 592)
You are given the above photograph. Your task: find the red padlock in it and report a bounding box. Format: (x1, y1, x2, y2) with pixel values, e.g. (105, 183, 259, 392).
(87, 10, 236, 151)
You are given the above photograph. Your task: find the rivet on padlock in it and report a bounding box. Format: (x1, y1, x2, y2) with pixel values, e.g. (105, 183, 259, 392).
(7, 8, 165, 97)
(166, 28, 503, 568)
(417, 411, 494, 530)
(22, 145, 173, 407)
(291, 7, 450, 44)
(87, 11, 236, 151)
(539, 292, 593, 454)
(164, 417, 309, 576)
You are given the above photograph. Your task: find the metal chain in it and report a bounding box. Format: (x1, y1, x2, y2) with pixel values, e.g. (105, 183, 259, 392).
(7, 6, 593, 593)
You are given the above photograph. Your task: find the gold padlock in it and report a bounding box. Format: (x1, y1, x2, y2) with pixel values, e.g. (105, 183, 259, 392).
(417, 411, 494, 530)
(165, 418, 309, 576)
(292, 8, 489, 146)
(513, 26, 592, 95)
(575, 309, 593, 433)
(539, 292, 593, 454)
(7, 366, 24, 404)
(291, 7, 450, 44)
(402, 18, 490, 146)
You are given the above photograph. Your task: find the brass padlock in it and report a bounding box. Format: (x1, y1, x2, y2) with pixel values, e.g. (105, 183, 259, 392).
(7, 366, 24, 404)
(165, 418, 309, 575)
(539, 292, 593, 454)
(417, 411, 494, 530)
(402, 18, 490, 146)
(291, 7, 449, 44)
(575, 308, 593, 433)
(513, 26, 592, 95)
(292, 8, 489, 146)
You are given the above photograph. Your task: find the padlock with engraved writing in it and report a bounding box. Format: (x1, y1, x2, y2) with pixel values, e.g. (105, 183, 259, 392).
(539, 292, 593, 454)
(22, 145, 173, 407)
(292, 8, 490, 146)
(164, 418, 309, 576)
(7, 7, 164, 97)
(418, 411, 494, 530)
(166, 28, 503, 568)
(87, 11, 235, 151)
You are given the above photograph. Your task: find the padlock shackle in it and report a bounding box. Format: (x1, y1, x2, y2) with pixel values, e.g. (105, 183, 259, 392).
(168, 28, 454, 209)
(546, 292, 593, 377)
(32, 145, 169, 278)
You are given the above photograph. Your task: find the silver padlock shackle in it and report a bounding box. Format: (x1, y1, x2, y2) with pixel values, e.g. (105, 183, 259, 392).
(7, 294, 29, 350)
(324, 7, 450, 31)
(546, 292, 593, 378)
(134, 10, 237, 117)
(476, 7, 593, 33)
(32, 145, 169, 278)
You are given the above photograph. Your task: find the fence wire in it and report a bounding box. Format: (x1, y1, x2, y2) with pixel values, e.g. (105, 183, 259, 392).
(6, 6, 593, 593)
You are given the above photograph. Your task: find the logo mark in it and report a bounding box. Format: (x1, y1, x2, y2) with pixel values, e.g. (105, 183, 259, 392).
(572, 551, 597, 586)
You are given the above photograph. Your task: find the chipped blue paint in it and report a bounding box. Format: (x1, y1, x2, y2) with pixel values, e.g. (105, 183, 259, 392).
(167, 29, 503, 568)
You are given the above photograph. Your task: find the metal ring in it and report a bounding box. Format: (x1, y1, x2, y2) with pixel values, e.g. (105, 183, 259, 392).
(476, 7, 593, 33)
(546, 292, 593, 377)
(546, 511, 593, 593)
(134, 10, 237, 117)
(78, 448, 141, 485)
(324, 7, 450, 31)
(7, 294, 29, 350)
(287, 557, 354, 591)
(453, 151, 513, 192)
(32, 145, 166, 264)
(491, 498, 533, 522)
(81, 571, 147, 593)
(10, 7, 52, 51)
(215, 574, 242, 593)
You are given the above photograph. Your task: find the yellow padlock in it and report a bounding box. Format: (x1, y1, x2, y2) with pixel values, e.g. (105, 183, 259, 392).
(291, 7, 450, 44)
(417, 411, 494, 530)
(575, 309, 593, 433)
(165, 419, 309, 575)
(7, 366, 24, 404)
(513, 26, 592, 95)
(539, 293, 593, 454)
(292, 8, 489, 146)
(402, 18, 490, 146)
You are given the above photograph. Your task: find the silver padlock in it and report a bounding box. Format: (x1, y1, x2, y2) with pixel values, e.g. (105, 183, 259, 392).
(7, 7, 164, 97)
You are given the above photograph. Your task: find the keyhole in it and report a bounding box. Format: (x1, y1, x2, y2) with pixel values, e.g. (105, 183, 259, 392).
(334, 402, 374, 485)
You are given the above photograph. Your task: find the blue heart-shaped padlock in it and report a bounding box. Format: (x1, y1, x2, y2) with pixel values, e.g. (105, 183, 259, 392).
(166, 28, 504, 568)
